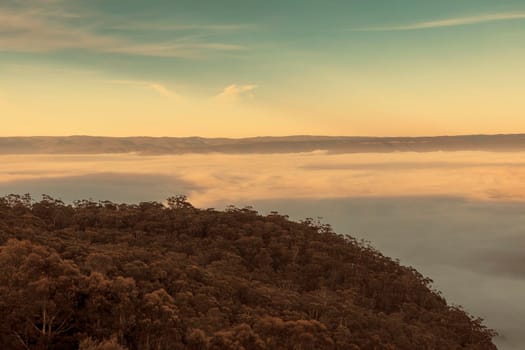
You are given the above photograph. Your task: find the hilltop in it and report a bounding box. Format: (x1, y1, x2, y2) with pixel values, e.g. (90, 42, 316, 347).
(0, 195, 497, 349)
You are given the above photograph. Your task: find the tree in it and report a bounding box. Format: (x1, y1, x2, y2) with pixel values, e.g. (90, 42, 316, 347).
(0, 239, 83, 349)
(166, 195, 194, 210)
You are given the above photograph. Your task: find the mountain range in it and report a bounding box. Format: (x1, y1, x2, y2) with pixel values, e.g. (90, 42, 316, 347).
(2, 134, 525, 155)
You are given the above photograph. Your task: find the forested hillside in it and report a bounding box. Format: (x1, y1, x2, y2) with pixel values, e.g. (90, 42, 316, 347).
(0, 195, 497, 349)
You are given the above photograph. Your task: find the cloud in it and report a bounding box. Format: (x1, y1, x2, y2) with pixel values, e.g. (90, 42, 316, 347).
(0, 7, 143, 54)
(0, 3, 245, 57)
(0, 172, 200, 204)
(107, 42, 243, 59)
(106, 22, 250, 32)
(107, 80, 183, 99)
(214, 84, 257, 103)
(148, 83, 179, 98)
(355, 12, 525, 31)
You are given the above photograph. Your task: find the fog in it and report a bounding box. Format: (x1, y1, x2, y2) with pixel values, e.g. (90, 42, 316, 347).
(3, 151, 525, 205)
(1, 151, 524, 349)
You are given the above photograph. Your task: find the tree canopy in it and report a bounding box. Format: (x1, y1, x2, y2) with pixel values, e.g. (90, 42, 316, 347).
(0, 194, 497, 349)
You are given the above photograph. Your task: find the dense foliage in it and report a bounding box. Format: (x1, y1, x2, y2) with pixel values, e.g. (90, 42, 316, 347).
(0, 194, 497, 349)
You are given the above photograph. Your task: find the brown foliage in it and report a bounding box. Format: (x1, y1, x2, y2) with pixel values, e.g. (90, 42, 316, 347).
(0, 195, 497, 349)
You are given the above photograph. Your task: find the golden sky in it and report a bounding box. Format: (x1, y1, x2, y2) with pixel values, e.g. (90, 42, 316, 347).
(1, 0, 525, 137)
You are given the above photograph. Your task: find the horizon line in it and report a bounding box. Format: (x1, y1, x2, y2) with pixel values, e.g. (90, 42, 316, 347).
(1, 133, 525, 139)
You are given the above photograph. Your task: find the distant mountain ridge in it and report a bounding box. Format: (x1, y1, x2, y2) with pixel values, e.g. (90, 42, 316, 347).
(2, 134, 525, 154)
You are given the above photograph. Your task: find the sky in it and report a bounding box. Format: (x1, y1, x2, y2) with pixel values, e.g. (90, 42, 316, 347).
(1, 0, 525, 137)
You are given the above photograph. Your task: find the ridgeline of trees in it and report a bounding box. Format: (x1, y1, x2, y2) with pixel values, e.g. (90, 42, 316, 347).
(0, 194, 497, 350)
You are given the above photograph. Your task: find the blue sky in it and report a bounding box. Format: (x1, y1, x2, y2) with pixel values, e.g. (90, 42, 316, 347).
(1, 0, 525, 136)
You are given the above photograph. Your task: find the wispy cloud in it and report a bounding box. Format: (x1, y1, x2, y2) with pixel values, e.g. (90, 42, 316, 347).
(355, 12, 525, 31)
(214, 84, 257, 103)
(107, 80, 183, 99)
(108, 42, 243, 59)
(0, 9, 118, 52)
(106, 22, 250, 32)
(0, 2, 245, 58)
